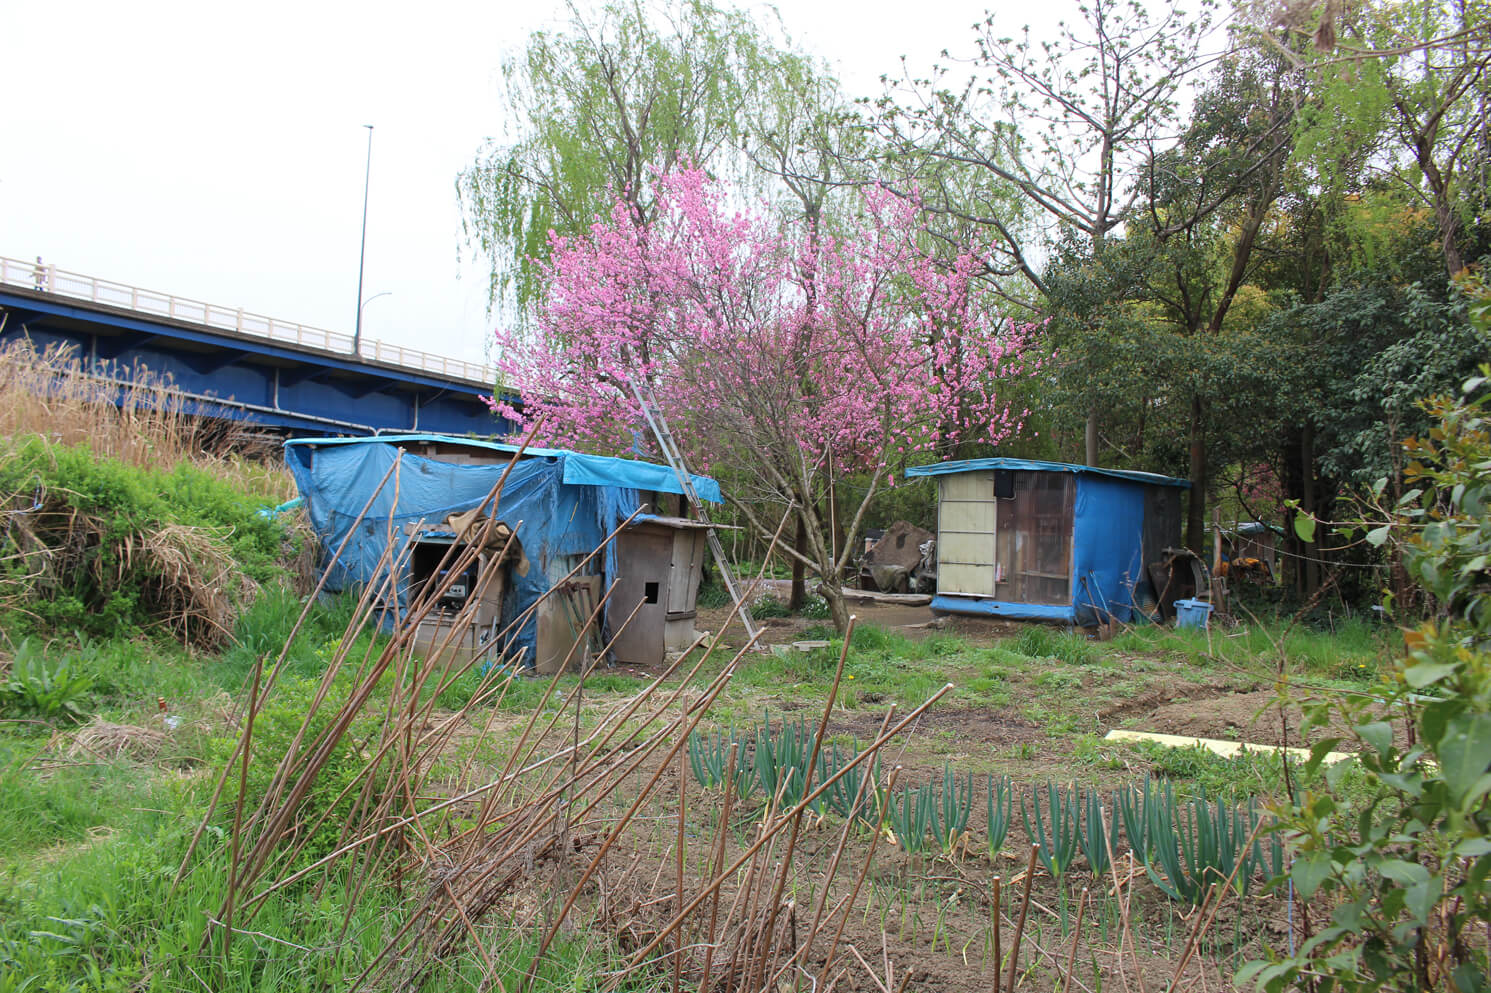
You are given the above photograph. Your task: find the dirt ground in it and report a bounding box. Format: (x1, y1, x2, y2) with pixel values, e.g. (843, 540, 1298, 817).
(512, 583, 1374, 990)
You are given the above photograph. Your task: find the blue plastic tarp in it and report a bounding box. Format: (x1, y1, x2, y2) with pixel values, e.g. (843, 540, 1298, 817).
(283, 434, 721, 502)
(283, 438, 673, 665)
(930, 596, 1076, 623)
(560, 451, 722, 503)
(1071, 476, 1148, 625)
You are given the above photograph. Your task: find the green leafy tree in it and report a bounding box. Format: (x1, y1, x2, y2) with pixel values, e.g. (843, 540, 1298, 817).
(877, 0, 1218, 464)
(1279, 0, 1491, 276)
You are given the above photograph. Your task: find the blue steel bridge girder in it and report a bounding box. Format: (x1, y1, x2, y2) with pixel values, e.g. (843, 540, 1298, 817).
(166, 347, 256, 377)
(273, 365, 333, 388)
(0, 288, 512, 438)
(329, 376, 396, 400)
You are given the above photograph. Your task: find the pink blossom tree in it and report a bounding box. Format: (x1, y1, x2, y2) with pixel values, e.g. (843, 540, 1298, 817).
(490, 169, 1042, 630)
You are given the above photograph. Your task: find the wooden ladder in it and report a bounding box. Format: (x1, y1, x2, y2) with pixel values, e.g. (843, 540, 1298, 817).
(627, 378, 762, 646)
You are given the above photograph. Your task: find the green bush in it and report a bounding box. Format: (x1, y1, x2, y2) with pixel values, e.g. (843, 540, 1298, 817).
(751, 594, 792, 619)
(1243, 370, 1491, 992)
(208, 663, 387, 869)
(0, 438, 295, 642)
(0, 638, 93, 724)
(696, 575, 731, 608)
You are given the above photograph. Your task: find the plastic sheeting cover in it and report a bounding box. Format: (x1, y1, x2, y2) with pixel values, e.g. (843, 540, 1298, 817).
(560, 451, 722, 503)
(1071, 476, 1148, 626)
(930, 595, 1076, 623)
(283, 434, 721, 502)
(285, 440, 642, 665)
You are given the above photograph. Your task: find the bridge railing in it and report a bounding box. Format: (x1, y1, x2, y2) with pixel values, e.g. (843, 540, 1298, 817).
(0, 255, 495, 386)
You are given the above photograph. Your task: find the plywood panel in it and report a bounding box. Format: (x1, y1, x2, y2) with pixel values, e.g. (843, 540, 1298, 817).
(667, 528, 705, 616)
(535, 574, 601, 674)
(612, 528, 673, 665)
(938, 472, 997, 596)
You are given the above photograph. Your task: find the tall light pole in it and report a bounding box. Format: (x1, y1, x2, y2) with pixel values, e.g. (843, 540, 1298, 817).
(359, 290, 393, 330)
(353, 123, 374, 357)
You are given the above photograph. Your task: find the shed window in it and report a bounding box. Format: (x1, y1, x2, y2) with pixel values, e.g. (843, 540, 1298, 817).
(994, 472, 1074, 605)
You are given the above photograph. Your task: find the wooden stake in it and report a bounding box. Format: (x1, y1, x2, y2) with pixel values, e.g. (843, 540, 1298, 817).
(1007, 844, 1039, 993)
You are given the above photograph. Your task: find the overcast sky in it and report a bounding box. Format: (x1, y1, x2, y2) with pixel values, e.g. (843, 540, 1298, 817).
(2, 1, 1043, 368)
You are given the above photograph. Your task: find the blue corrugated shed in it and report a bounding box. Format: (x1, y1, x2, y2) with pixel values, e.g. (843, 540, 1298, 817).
(906, 458, 1188, 626)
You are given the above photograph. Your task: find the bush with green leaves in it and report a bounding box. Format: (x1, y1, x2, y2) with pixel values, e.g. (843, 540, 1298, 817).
(0, 438, 295, 642)
(0, 638, 93, 724)
(1243, 368, 1491, 992)
(207, 661, 386, 869)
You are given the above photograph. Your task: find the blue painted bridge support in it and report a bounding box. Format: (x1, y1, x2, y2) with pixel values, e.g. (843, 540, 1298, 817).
(0, 286, 517, 437)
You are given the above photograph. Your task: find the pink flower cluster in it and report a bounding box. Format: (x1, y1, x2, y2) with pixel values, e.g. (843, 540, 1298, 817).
(487, 169, 1043, 479)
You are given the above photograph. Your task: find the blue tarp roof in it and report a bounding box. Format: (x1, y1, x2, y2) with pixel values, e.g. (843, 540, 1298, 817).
(905, 457, 1189, 489)
(283, 433, 722, 503)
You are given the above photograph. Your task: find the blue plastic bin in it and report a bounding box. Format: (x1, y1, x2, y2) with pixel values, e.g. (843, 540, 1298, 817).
(1174, 598, 1213, 630)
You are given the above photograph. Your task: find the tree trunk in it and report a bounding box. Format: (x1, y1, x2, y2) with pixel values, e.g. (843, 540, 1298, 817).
(819, 575, 851, 633)
(1301, 424, 1319, 599)
(790, 516, 807, 611)
(1185, 395, 1208, 552)
(1085, 410, 1099, 466)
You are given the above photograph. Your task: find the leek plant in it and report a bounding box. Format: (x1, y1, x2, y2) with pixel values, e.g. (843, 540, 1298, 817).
(1022, 782, 1080, 880)
(1077, 787, 1111, 877)
(932, 766, 975, 853)
(687, 726, 754, 796)
(986, 774, 1012, 857)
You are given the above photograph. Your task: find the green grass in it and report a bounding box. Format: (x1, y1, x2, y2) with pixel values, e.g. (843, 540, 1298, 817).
(1008, 625, 1100, 666)
(0, 743, 162, 864)
(0, 810, 614, 993)
(1107, 617, 1388, 678)
(0, 592, 1395, 992)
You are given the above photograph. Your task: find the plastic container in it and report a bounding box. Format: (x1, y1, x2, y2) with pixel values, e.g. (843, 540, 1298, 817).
(1174, 598, 1214, 630)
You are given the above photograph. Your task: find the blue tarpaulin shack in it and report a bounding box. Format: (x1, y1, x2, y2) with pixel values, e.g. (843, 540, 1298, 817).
(905, 458, 1189, 626)
(284, 434, 722, 670)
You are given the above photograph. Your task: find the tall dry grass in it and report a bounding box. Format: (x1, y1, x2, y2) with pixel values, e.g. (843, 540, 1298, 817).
(0, 337, 295, 501)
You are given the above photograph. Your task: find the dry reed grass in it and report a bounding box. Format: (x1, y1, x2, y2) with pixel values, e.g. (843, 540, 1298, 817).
(0, 338, 313, 643)
(0, 486, 254, 648)
(0, 338, 294, 501)
(64, 719, 171, 762)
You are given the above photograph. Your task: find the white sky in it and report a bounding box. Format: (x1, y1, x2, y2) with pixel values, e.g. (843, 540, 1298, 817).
(1, 1, 1049, 368)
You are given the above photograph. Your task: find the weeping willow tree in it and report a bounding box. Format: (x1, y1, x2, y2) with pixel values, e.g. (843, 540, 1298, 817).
(457, 0, 825, 324)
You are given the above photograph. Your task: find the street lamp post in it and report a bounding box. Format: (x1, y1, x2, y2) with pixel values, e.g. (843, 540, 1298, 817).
(353, 124, 374, 357)
(358, 291, 393, 350)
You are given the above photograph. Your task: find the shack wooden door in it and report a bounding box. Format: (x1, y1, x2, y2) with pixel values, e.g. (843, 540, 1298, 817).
(613, 525, 673, 664)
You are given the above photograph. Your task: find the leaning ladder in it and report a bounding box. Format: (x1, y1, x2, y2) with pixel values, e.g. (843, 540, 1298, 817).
(627, 379, 762, 645)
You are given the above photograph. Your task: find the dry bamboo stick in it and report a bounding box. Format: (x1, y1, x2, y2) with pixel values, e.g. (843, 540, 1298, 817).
(1007, 844, 1039, 993)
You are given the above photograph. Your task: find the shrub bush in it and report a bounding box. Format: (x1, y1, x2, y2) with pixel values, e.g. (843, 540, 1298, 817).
(1244, 368, 1491, 992)
(0, 438, 297, 645)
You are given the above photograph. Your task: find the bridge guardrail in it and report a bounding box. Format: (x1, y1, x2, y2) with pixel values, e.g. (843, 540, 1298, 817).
(0, 255, 495, 386)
